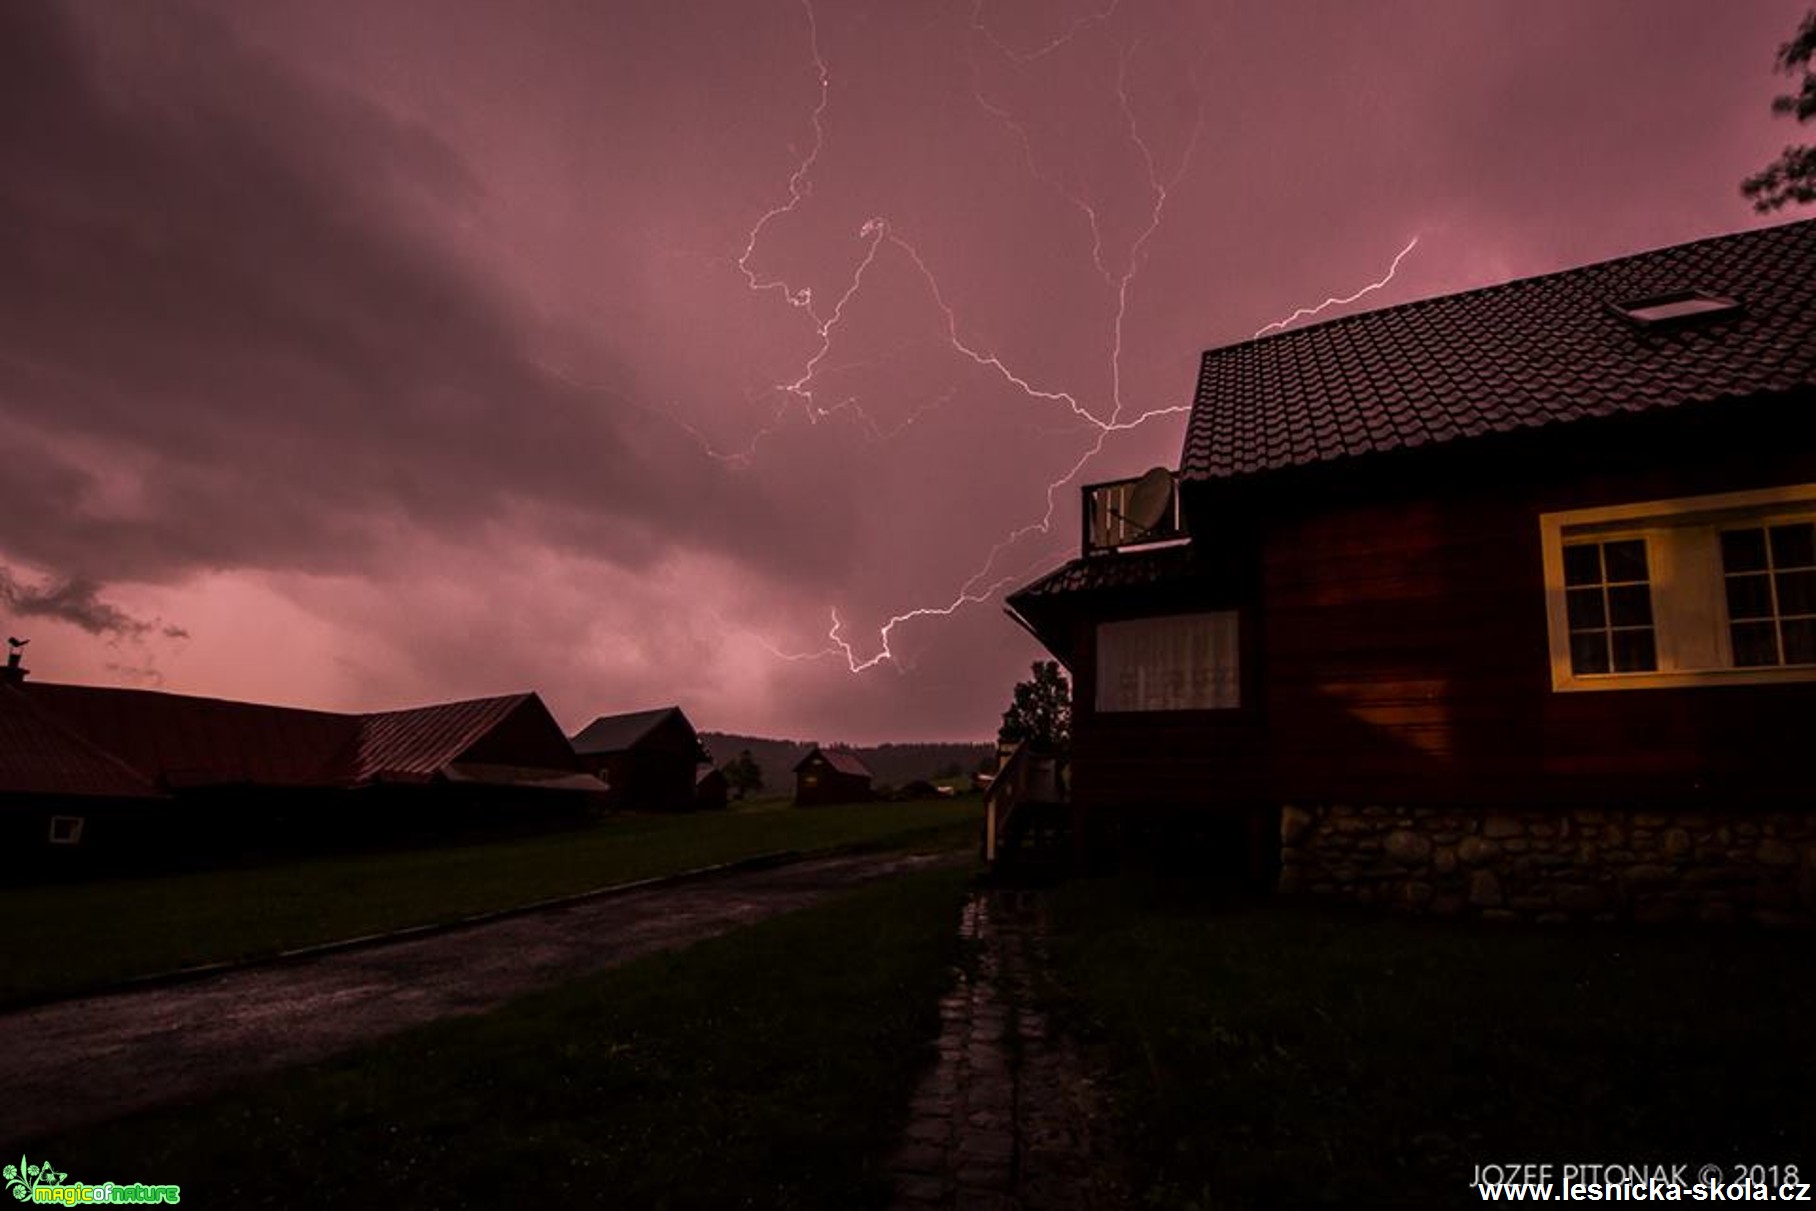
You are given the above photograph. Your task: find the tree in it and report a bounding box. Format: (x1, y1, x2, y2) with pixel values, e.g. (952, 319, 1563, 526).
(997, 660, 1071, 756)
(1743, 8, 1816, 211)
(720, 749, 763, 800)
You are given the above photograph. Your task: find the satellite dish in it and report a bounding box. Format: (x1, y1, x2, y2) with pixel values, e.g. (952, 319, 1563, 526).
(1122, 467, 1175, 535)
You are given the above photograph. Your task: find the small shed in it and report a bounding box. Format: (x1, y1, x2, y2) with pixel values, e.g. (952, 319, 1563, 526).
(570, 706, 709, 811)
(793, 746, 873, 806)
(694, 765, 729, 811)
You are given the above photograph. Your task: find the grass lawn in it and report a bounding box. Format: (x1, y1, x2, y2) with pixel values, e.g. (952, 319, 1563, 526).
(0, 796, 980, 1005)
(25, 865, 973, 1209)
(1047, 871, 1816, 1209)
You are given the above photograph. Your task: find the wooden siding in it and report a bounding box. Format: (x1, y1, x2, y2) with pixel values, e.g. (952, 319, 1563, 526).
(1260, 400, 1816, 808)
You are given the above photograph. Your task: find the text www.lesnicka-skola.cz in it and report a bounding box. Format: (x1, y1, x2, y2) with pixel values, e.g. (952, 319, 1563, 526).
(1472, 1164, 1808, 1202)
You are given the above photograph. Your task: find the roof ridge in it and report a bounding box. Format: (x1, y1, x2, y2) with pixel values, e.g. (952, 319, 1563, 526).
(1223, 216, 1815, 356)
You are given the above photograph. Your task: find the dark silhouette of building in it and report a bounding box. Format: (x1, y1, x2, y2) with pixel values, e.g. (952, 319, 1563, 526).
(694, 764, 729, 811)
(793, 746, 873, 806)
(569, 706, 709, 811)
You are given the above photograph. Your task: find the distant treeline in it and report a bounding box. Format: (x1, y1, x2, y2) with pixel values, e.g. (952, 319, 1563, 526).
(699, 733, 994, 794)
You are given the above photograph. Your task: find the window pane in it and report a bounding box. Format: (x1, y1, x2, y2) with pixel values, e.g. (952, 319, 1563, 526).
(1769, 523, 1816, 569)
(1566, 588, 1606, 630)
(1776, 569, 1816, 617)
(1606, 585, 1653, 627)
(1730, 621, 1780, 667)
(1725, 573, 1775, 621)
(1602, 539, 1648, 583)
(1720, 527, 1769, 573)
(1562, 544, 1602, 586)
(1569, 631, 1610, 675)
(1610, 629, 1657, 673)
(1096, 612, 1240, 711)
(1783, 619, 1816, 666)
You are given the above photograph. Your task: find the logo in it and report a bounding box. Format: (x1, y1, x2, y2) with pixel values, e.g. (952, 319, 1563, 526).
(4, 1158, 66, 1203)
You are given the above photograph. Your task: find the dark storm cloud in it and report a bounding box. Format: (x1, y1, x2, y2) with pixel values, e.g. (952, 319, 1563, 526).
(0, 566, 152, 640)
(0, 4, 807, 593)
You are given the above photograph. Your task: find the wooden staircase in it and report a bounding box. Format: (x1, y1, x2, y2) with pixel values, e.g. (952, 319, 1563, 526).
(982, 744, 1070, 883)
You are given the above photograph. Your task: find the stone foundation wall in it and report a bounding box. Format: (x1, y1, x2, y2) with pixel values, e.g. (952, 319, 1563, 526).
(1278, 805, 1816, 925)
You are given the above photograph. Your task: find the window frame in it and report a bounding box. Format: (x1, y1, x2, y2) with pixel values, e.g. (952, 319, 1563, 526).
(48, 815, 85, 845)
(1093, 609, 1243, 714)
(1540, 484, 1816, 692)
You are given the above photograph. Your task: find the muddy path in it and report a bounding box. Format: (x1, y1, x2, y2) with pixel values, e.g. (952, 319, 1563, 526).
(0, 848, 963, 1141)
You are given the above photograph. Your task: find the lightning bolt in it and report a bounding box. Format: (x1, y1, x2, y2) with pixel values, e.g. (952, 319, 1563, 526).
(1253, 236, 1421, 339)
(642, 2, 1420, 676)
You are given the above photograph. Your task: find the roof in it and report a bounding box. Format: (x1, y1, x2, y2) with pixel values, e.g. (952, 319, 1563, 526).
(1008, 544, 1199, 604)
(570, 706, 695, 755)
(21, 683, 357, 788)
(0, 684, 160, 800)
(796, 746, 872, 778)
(1182, 218, 1816, 481)
(350, 694, 536, 784)
(15, 682, 579, 792)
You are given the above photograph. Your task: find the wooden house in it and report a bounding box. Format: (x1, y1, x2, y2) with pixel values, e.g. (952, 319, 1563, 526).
(0, 679, 163, 873)
(1006, 218, 1816, 923)
(3, 673, 603, 865)
(793, 746, 873, 806)
(569, 706, 709, 811)
(694, 765, 729, 811)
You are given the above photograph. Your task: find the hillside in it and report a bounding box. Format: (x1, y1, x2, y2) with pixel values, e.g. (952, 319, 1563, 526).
(700, 733, 994, 795)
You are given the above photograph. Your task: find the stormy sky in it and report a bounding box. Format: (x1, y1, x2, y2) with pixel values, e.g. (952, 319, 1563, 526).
(0, 0, 1806, 742)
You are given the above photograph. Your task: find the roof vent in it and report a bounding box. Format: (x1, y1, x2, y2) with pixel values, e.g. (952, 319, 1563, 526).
(1611, 290, 1743, 330)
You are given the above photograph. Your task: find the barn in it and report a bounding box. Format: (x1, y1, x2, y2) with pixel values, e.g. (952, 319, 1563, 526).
(3, 664, 604, 864)
(1006, 218, 1816, 924)
(0, 677, 163, 872)
(694, 765, 730, 811)
(569, 706, 709, 811)
(793, 746, 873, 806)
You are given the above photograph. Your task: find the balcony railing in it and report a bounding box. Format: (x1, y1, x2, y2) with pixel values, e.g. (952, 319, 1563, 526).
(1081, 468, 1185, 554)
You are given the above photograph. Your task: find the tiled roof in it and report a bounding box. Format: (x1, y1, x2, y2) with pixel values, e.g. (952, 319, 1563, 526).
(1182, 218, 1816, 481)
(0, 684, 160, 800)
(1007, 544, 1199, 603)
(797, 746, 872, 778)
(350, 694, 536, 783)
(570, 706, 693, 755)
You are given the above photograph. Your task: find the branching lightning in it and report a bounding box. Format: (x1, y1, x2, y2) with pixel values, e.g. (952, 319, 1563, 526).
(1253, 236, 1420, 339)
(636, 0, 1422, 676)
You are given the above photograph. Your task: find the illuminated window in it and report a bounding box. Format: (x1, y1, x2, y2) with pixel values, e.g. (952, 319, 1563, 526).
(1095, 612, 1239, 711)
(1541, 485, 1816, 690)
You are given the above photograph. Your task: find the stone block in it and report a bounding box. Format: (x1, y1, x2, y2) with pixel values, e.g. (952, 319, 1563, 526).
(1468, 869, 1504, 908)
(1458, 836, 1500, 865)
(1483, 816, 1525, 839)
(1281, 805, 1316, 844)
(1757, 839, 1799, 867)
(1384, 829, 1433, 863)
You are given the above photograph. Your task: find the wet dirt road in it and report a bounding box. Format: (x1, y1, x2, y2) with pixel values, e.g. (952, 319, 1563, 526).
(0, 849, 962, 1142)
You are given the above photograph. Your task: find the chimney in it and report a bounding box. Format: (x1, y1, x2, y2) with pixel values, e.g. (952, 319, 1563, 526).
(2, 638, 28, 686)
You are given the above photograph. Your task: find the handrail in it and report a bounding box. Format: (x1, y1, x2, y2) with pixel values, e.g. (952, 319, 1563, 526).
(982, 742, 1031, 868)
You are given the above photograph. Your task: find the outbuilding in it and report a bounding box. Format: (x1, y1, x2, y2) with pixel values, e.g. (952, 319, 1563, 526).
(793, 746, 873, 806)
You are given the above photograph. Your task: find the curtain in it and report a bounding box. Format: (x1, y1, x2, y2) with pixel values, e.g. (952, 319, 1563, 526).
(1095, 612, 1240, 711)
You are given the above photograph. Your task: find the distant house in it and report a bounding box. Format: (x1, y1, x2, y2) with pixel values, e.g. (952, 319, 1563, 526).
(694, 765, 729, 811)
(570, 706, 709, 811)
(1, 670, 603, 865)
(1006, 218, 1816, 924)
(794, 746, 873, 806)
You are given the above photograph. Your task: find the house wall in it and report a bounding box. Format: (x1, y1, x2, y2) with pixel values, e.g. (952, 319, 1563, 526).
(1047, 396, 1816, 918)
(1253, 398, 1816, 921)
(795, 764, 870, 806)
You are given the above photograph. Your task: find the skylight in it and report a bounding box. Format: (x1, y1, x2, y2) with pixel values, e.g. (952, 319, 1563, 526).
(1612, 290, 1743, 329)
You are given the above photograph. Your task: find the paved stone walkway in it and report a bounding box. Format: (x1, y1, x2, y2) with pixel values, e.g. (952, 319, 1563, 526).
(890, 889, 1126, 1211)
